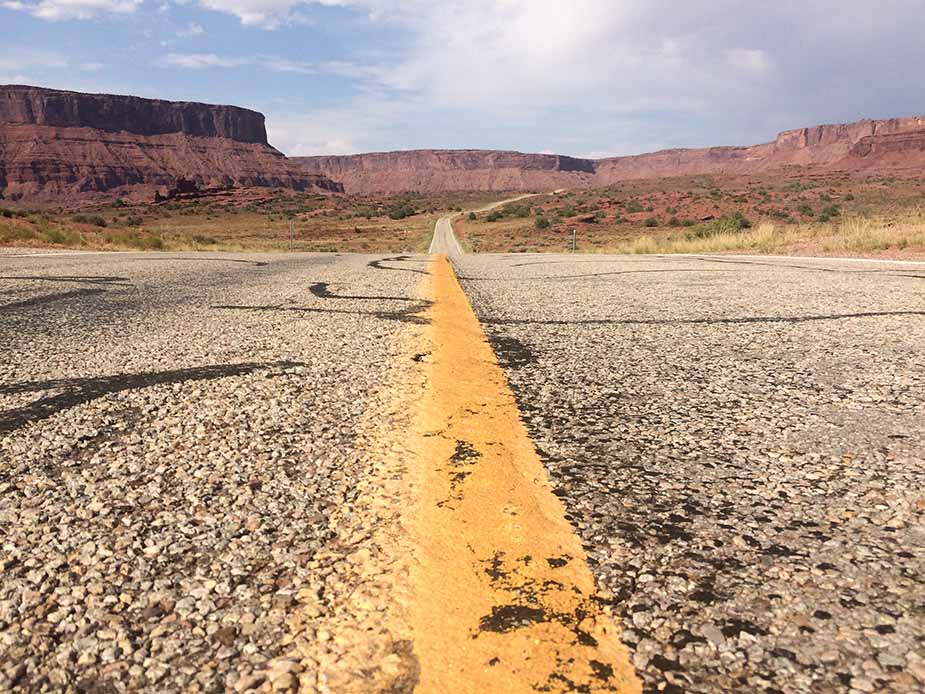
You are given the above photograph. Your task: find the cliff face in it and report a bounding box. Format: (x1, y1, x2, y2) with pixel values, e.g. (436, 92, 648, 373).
(294, 150, 596, 194)
(296, 117, 925, 194)
(0, 85, 342, 202)
(0, 85, 270, 143)
(4, 85, 923, 203)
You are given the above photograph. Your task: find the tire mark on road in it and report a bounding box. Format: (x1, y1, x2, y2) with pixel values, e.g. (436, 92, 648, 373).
(0, 288, 107, 311)
(0, 361, 303, 434)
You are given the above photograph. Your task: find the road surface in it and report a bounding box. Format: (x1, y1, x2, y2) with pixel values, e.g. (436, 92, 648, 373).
(2, 224, 924, 693)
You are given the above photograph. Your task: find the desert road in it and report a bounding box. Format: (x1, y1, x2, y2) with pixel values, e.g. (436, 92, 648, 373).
(2, 232, 924, 692)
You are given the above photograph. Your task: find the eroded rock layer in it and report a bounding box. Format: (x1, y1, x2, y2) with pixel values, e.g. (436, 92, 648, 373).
(0, 85, 342, 202)
(295, 117, 925, 194)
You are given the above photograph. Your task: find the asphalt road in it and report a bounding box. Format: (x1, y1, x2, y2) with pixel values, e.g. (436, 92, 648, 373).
(456, 252, 925, 693)
(0, 250, 430, 691)
(2, 243, 924, 693)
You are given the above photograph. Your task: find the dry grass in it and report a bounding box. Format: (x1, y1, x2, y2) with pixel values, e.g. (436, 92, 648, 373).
(601, 210, 925, 257)
(0, 190, 488, 254)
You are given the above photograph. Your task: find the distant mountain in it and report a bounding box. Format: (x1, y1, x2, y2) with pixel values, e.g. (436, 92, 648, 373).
(0, 85, 342, 203)
(2, 84, 923, 203)
(294, 117, 925, 194)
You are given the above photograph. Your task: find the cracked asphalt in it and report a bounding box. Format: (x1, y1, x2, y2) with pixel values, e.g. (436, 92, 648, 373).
(456, 253, 925, 694)
(2, 246, 924, 693)
(0, 251, 428, 692)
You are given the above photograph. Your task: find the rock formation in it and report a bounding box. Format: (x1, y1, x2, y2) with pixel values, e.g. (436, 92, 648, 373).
(295, 117, 925, 194)
(293, 150, 596, 195)
(0, 85, 342, 202)
(3, 83, 923, 202)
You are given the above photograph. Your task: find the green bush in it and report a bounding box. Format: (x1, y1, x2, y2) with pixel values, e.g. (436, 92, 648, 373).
(644, 217, 659, 228)
(798, 203, 815, 217)
(686, 213, 751, 239)
(467, 212, 477, 221)
(506, 204, 530, 218)
(534, 216, 550, 229)
(486, 210, 503, 222)
(387, 202, 416, 220)
(625, 200, 644, 213)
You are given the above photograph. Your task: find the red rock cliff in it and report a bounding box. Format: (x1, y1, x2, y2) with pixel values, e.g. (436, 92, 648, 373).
(0, 85, 342, 202)
(295, 116, 925, 194)
(293, 150, 596, 194)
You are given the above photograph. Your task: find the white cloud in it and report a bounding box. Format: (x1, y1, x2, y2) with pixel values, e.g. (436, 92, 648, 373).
(726, 48, 771, 74)
(161, 53, 250, 68)
(177, 21, 205, 37)
(2, 0, 142, 19)
(160, 52, 316, 74)
(265, 92, 414, 155)
(0, 49, 68, 72)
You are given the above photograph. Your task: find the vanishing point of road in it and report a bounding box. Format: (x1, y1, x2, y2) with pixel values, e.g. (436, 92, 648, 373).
(1, 210, 924, 693)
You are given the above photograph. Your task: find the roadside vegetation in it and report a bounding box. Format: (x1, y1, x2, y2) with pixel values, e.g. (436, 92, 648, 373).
(0, 190, 496, 253)
(452, 173, 925, 258)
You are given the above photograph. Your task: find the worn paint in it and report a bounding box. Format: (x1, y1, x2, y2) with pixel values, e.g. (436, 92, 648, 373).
(407, 254, 641, 693)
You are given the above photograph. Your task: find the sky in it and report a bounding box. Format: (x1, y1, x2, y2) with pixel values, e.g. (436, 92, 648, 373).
(2, 0, 923, 158)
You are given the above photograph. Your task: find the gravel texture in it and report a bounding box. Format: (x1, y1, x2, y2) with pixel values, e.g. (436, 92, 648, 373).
(0, 251, 428, 692)
(457, 253, 925, 694)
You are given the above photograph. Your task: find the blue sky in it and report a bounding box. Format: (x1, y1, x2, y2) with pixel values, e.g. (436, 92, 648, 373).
(2, 1, 923, 158)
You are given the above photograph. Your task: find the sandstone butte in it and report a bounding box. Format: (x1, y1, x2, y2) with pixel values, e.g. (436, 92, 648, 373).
(2, 83, 925, 203)
(0, 84, 342, 203)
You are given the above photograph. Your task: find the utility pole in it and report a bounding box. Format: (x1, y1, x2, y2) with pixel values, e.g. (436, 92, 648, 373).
(571, 228, 577, 252)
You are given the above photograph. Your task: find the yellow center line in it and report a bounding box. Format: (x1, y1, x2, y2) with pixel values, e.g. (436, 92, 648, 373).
(407, 254, 641, 693)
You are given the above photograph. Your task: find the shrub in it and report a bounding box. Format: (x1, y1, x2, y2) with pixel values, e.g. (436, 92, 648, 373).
(467, 212, 477, 221)
(686, 213, 751, 239)
(845, 193, 855, 201)
(534, 216, 551, 229)
(505, 204, 531, 218)
(668, 217, 681, 227)
(625, 200, 645, 213)
(387, 202, 416, 220)
(644, 217, 659, 227)
(798, 203, 815, 217)
(732, 211, 752, 229)
(486, 210, 503, 222)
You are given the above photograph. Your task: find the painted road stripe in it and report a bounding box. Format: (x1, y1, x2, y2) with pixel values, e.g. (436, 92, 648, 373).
(405, 254, 640, 693)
